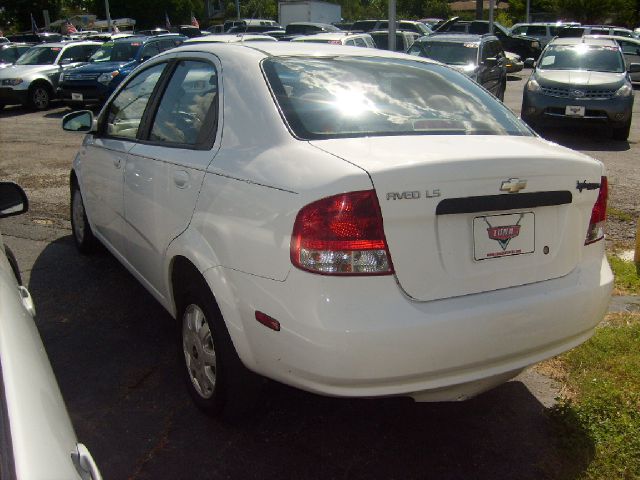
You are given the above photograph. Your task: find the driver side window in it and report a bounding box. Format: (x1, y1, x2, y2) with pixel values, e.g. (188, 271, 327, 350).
(105, 63, 166, 140)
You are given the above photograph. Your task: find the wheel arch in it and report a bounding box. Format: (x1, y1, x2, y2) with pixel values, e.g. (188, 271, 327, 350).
(166, 232, 258, 370)
(28, 78, 54, 95)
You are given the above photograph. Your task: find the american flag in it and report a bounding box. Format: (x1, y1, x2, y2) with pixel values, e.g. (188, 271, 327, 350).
(190, 12, 199, 28)
(165, 12, 172, 30)
(30, 13, 38, 33)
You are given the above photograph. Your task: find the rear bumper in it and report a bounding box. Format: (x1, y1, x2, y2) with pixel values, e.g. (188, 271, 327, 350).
(212, 250, 613, 401)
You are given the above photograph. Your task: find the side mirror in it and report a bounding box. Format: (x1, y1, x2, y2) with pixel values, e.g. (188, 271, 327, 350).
(62, 110, 96, 133)
(140, 55, 152, 62)
(59, 57, 74, 65)
(484, 57, 498, 66)
(0, 182, 28, 219)
(524, 57, 535, 68)
(628, 63, 640, 73)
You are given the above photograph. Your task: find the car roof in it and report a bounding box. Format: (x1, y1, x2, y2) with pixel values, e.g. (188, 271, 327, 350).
(548, 37, 619, 46)
(584, 34, 640, 43)
(30, 41, 102, 48)
(292, 32, 364, 40)
(422, 33, 488, 43)
(184, 34, 276, 43)
(171, 40, 437, 63)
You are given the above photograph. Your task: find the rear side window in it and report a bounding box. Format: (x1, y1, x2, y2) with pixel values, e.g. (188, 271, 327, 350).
(105, 63, 166, 139)
(263, 56, 531, 140)
(149, 60, 218, 147)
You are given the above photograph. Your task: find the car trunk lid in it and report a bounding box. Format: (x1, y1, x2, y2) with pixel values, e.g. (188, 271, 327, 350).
(310, 135, 603, 301)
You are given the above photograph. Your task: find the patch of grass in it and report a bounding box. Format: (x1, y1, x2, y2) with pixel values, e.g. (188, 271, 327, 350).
(548, 316, 640, 479)
(608, 255, 640, 295)
(607, 207, 634, 223)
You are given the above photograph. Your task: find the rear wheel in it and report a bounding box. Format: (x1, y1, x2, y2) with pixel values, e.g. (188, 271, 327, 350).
(178, 279, 261, 418)
(612, 119, 631, 141)
(28, 84, 51, 110)
(70, 184, 98, 253)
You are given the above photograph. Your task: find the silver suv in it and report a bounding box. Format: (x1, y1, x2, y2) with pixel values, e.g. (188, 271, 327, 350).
(521, 37, 639, 140)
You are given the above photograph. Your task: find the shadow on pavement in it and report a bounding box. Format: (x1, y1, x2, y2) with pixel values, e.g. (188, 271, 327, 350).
(537, 126, 631, 152)
(28, 235, 595, 480)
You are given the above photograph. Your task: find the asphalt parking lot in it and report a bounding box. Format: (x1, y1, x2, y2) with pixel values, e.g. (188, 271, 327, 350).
(0, 69, 639, 479)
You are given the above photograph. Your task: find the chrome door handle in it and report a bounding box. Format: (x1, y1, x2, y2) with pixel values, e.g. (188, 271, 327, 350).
(173, 170, 190, 189)
(113, 157, 122, 169)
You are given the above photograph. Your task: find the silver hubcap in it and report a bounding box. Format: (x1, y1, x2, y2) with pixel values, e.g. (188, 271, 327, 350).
(32, 88, 48, 109)
(182, 304, 217, 399)
(72, 191, 85, 243)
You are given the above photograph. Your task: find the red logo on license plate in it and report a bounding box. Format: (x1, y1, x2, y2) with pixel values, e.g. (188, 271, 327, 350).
(487, 225, 520, 250)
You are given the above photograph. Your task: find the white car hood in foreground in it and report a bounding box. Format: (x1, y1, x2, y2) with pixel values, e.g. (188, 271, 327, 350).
(311, 135, 604, 301)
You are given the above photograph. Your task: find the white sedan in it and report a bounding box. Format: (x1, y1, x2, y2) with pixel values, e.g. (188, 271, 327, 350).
(62, 42, 612, 416)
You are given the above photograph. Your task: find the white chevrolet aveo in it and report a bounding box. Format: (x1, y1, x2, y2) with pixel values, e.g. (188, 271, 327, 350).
(62, 42, 613, 416)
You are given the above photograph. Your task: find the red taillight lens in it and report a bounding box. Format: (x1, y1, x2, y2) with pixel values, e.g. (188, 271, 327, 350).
(290, 190, 394, 275)
(585, 176, 608, 245)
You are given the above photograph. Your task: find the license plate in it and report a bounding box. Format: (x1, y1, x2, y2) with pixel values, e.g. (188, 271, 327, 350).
(565, 105, 585, 117)
(71, 92, 83, 101)
(473, 212, 535, 261)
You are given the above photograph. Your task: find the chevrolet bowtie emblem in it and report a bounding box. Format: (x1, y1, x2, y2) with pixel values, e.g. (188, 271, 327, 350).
(500, 178, 527, 193)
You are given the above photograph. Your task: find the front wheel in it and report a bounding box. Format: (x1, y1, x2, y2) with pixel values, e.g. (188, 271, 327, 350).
(28, 85, 51, 110)
(179, 280, 261, 418)
(70, 185, 98, 253)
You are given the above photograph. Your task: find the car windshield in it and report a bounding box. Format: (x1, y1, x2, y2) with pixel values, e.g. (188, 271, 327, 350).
(15, 46, 60, 65)
(90, 41, 141, 62)
(408, 41, 478, 65)
(538, 45, 625, 72)
(262, 56, 531, 140)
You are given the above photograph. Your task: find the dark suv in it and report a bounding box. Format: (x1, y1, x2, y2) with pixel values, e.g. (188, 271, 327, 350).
(408, 33, 507, 100)
(59, 34, 185, 106)
(435, 17, 542, 64)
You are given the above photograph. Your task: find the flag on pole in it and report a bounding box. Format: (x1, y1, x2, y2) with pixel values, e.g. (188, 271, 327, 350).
(30, 13, 38, 33)
(165, 12, 172, 30)
(190, 12, 199, 28)
(112, 23, 120, 33)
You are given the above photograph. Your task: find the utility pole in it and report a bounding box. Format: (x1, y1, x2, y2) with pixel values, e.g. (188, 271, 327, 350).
(388, 0, 396, 51)
(475, 0, 483, 20)
(526, 0, 530, 22)
(488, 0, 494, 33)
(105, 0, 112, 32)
(236, 0, 240, 20)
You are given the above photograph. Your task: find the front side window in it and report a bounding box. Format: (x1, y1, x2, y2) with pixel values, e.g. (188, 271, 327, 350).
(0, 47, 17, 63)
(409, 41, 478, 65)
(263, 56, 531, 140)
(528, 26, 548, 36)
(91, 41, 142, 63)
(105, 63, 166, 139)
(538, 45, 625, 73)
(15, 46, 61, 65)
(149, 60, 218, 146)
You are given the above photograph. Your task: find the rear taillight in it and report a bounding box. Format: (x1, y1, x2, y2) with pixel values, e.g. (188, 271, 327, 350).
(290, 190, 394, 275)
(585, 176, 607, 245)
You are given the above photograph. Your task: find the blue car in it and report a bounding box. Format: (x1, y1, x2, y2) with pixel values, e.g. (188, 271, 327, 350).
(59, 34, 185, 106)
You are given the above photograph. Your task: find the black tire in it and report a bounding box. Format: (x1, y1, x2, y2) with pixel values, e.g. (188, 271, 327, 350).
(497, 79, 506, 102)
(28, 84, 51, 110)
(70, 184, 98, 254)
(178, 279, 262, 419)
(4, 246, 22, 285)
(612, 119, 631, 141)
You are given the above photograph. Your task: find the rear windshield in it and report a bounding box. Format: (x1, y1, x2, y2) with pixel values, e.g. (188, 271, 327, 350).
(262, 56, 531, 140)
(539, 45, 625, 73)
(407, 41, 478, 65)
(15, 46, 60, 65)
(90, 41, 141, 63)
